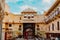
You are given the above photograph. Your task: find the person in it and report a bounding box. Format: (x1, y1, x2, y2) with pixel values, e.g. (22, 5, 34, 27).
(55, 37, 58, 40)
(24, 31, 28, 40)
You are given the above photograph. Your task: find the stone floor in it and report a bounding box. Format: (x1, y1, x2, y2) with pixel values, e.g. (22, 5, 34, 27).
(15, 38, 40, 40)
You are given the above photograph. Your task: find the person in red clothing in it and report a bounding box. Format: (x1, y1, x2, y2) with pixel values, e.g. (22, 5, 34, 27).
(24, 31, 28, 40)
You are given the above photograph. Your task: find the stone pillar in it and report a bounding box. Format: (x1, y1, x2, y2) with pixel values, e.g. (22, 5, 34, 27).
(0, 0, 4, 40)
(0, 5, 2, 40)
(0, 24, 2, 40)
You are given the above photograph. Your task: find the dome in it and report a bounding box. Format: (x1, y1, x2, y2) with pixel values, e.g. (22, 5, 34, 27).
(21, 8, 37, 12)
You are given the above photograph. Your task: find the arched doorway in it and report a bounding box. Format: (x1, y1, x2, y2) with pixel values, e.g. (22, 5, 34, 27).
(23, 23, 35, 39)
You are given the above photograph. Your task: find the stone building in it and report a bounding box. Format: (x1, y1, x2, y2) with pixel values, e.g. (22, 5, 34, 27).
(2, 0, 60, 40)
(44, 0, 60, 39)
(0, 0, 5, 40)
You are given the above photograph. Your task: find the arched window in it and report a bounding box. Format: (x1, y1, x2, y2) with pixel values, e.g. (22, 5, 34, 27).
(31, 15, 34, 18)
(24, 15, 27, 18)
(57, 21, 59, 30)
(28, 16, 30, 19)
(52, 23, 54, 31)
(20, 17, 21, 20)
(0, 4, 2, 11)
(19, 25, 21, 30)
(37, 25, 39, 27)
(9, 24, 12, 27)
(31, 16, 34, 18)
(24, 16, 27, 18)
(49, 25, 50, 31)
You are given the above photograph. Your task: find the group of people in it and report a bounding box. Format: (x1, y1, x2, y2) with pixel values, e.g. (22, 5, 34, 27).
(12, 28, 45, 40)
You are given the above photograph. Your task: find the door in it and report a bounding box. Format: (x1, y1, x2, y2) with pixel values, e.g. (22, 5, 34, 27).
(23, 23, 35, 38)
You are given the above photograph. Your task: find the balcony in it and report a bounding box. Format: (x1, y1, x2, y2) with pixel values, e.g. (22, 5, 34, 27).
(45, 7, 60, 23)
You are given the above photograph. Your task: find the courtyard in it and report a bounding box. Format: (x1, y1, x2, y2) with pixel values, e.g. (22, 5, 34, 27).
(0, 0, 60, 40)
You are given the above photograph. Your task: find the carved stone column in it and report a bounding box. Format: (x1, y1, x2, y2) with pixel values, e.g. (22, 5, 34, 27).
(0, 1, 4, 40)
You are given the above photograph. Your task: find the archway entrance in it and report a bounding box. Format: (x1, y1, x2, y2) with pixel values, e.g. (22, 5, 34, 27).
(23, 23, 35, 39)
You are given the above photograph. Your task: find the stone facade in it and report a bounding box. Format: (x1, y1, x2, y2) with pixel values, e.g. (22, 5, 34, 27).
(2, 0, 60, 40)
(0, 0, 5, 40)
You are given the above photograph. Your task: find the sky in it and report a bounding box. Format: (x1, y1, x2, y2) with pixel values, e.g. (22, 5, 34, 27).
(5, 0, 55, 14)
